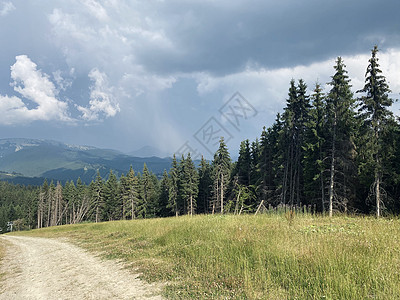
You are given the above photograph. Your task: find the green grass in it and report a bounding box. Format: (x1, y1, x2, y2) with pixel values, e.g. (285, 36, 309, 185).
(11, 214, 400, 299)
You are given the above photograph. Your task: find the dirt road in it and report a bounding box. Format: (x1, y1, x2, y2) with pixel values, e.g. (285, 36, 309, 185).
(0, 235, 163, 300)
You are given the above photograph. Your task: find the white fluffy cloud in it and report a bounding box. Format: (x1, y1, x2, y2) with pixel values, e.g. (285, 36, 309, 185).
(47, 1, 178, 98)
(0, 1, 15, 16)
(0, 55, 121, 125)
(0, 55, 71, 125)
(77, 68, 120, 121)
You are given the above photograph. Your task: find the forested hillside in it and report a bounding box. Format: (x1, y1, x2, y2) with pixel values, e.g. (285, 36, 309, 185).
(1, 46, 399, 232)
(0, 138, 172, 184)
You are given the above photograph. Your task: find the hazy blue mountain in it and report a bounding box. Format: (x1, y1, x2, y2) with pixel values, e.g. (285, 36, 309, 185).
(128, 145, 171, 158)
(0, 139, 172, 184)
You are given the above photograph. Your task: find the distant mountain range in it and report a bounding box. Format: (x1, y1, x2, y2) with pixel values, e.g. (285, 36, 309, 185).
(0, 138, 173, 185)
(128, 145, 171, 158)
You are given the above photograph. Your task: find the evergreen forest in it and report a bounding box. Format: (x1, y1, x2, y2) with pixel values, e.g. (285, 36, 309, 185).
(1, 46, 400, 232)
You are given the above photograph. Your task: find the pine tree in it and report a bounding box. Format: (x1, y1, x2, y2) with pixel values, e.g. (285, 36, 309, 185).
(62, 180, 74, 224)
(181, 153, 199, 216)
(92, 171, 104, 223)
(148, 172, 160, 217)
(281, 79, 310, 206)
(137, 163, 156, 218)
(53, 182, 64, 226)
(236, 140, 251, 186)
(261, 114, 284, 206)
(382, 121, 400, 213)
(232, 139, 257, 212)
(158, 170, 171, 217)
(304, 83, 327, 212)
(357, 46, 394, 217)
(87, 180, 97, 221)
(250, 138, 261, 186)
(103, 170, 120, 221)
(212, 137, 231, 214)
(74, 177, 90, 223)
(281, 80, 297, 206)
(119, 174, 129, 220)
(168, 154, 180, 216)
(37, 179, 48, 228)
(197, 156, 213, 214)
(46, 181, 55, 227)
(178, 155, 186, 214)
(258, 126, 273, 205)
(126, 166, 139, 219)
(326, 57, 357, 216)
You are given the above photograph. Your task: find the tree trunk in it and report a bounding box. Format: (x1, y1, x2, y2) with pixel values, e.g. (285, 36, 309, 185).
(375, 126, 381, 218)
(122, 199, 126, 220)
(131, 197, 134, 220)
(47, 194, 52, 227)
(190, 194, 193, 216)
(328, 113, 337, 218)
(320, 172, 325, 212)
(282, 149, 290, 204)
(376, 175, 380, 217)
(234, 189, 241, 215)
(328, 158, 334, 218)
(221, 172, 224, 214)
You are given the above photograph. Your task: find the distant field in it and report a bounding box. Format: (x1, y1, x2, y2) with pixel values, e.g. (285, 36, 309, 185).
(10, 214, 400, 299)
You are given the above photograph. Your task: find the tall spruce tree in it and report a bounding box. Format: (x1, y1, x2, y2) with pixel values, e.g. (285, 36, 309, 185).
(304, 83, 327, 212)
(62, 180, 74, 225)
(126, 166, 139, 219)
(236, 140, 252, 187)
(37, 179, 48, 228)
(281, 79, 310, 206)
(357, 46, 394, 217)
(178, 155, 187, 214)
(181, 153, 199, 216)
(232, 139, 257, 212)
(168, 154, 180, 216)
(92, 171, 104, 223)
(266, 114, 285, 206)
(197, 156, 213, 214)
(326, 57, 356, 216)
(250, 138, 261, 186)
(119, 174, 129, 220)
(149, 172, 160, 217)
(137, 163, 156, 218)
(74, 177, 90, 223)
(212, 137, 231, 214)
(103, 170, 120, 221)
(159, 170, 171, 217)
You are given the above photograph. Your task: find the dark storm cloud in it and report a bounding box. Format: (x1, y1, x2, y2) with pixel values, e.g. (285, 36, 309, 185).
(0, 0, 399, 155)
(134, 0, 400, 75)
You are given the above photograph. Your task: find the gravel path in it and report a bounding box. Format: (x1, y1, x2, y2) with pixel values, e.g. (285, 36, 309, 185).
(0, 235, 163, 300)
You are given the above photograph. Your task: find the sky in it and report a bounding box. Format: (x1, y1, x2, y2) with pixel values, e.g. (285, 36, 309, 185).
(0, 0, 399, 159)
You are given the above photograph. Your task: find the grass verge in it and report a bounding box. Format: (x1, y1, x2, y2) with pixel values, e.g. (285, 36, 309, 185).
(11, 214, 400, 299)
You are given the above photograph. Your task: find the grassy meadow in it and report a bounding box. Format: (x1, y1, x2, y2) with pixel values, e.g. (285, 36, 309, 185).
(7, 213, 400, 299)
